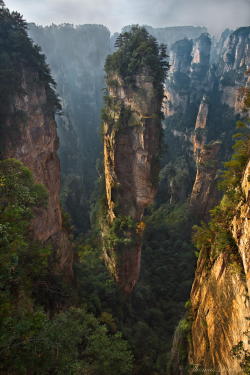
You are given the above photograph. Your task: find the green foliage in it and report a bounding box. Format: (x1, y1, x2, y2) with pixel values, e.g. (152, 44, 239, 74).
(218, 120, 250, 194)
(105, 25, 169, 97)
(231, 338, 250, 374)
(178, 318, 191, 333)
(0, 159, 51, 318)
(0, 307, 133, 375)
(101, 95, 134, 131)
(104, 216, 137, 250)
(74, 201, 195, 375)
(193, 198, 238, 262)
(0, 159, 133, 374)
(193, 105, 250, 262)
(0, 2, 60, 126)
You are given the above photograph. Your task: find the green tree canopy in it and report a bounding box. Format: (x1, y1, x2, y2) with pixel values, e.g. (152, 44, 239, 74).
(105, 25, 169, 98)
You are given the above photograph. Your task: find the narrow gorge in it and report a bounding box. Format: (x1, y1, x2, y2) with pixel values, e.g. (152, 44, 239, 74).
(0, 1, 249, 374)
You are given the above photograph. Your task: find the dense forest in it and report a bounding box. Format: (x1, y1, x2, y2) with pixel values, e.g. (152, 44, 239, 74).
(0, 1, 249, 374)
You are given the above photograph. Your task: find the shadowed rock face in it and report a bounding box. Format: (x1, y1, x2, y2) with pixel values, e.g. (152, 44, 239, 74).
(1, 69, 73, 275)
(163, 28, 250, 214)
(190, 97, 221, 218)
(190, 141, 221, 219)
(103, 73, 162, 293)
(219, 27, 250, 114)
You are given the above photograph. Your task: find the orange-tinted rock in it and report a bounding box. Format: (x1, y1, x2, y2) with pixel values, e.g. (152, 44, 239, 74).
(103, 72, 162, 293)
(188, 160, 250, 374)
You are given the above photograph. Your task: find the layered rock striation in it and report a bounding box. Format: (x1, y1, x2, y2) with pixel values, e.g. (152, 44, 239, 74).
(102, 27, 167, 293)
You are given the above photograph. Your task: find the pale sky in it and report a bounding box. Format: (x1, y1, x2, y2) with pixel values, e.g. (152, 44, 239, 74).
(5, 0, 250, 34)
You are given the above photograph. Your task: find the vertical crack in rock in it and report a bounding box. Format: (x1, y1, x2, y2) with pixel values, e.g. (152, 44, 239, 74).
(101, 27, 168, 293)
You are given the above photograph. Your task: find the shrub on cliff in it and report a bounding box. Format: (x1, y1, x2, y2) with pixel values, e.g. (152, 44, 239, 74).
(105, 25, 169, 98)
(193, 87, 250, 261)
(0, 159, 50, 319)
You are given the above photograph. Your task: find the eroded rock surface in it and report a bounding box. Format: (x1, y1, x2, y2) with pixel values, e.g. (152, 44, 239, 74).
(103, 72, 162, 293)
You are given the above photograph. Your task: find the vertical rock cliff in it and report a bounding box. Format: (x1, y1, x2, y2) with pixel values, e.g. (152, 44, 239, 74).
(163, 27, 250, 217)
(169, 163, 250, 375)
(101, 26, 168, 293)
(190, 27, 250, 218)
(190, 96, 221, 218)
(162, 33, 213, 206)
(219, 27, 250, 113)
(0, 6, 72, 274)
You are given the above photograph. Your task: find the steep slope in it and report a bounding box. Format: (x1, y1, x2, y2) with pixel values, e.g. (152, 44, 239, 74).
(0, 5, 72, 274)
(101, 26, 168, 293)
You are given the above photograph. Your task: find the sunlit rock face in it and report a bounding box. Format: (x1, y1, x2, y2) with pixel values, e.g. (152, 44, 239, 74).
(188, 160, 250, 374)
(169, 160, 250, 375)
(1, 69, 73, 275)
(103, 71, 162, 294)
(232, 160, 250, 292)
(186, 32, 250, 370)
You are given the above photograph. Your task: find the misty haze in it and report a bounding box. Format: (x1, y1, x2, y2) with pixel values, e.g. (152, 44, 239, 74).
(6, 0, 250, 34)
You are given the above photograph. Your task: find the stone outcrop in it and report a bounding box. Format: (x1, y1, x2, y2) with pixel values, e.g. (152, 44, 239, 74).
(1, 69, 73, 275)
(103, 72, 162, 293)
